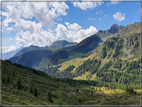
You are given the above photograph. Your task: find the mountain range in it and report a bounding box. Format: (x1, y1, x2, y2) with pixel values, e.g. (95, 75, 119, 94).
(8, 22, 141, 84)
(2, 48, 22, 60)
(3, 40, 77, 60)
(9, 23, 124, 65)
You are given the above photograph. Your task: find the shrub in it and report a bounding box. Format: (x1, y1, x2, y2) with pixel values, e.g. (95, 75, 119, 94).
(125, 87, 136, 95)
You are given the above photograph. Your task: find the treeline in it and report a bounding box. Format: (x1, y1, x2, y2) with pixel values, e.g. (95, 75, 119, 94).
(3, 60, 140, 90)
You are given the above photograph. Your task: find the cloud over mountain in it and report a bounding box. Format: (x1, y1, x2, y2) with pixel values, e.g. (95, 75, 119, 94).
(113, 12, 125, 22)
(56, 22, 98, 43)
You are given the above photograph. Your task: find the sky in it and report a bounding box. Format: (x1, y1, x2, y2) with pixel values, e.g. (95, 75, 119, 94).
(1, 1, 141, 54)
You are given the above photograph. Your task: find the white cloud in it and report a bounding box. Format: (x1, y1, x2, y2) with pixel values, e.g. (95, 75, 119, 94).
(7, 27, 15, 31)
(113, 12, 125, 22)
(2, 2, 69, 29)
(2, 45, 19, 53)
(2, 2, 69, 53)
(13, 22, 97, 49)
(56, 22, 98, 43)
(15, 29, 56, 48)
(14, 18, 56, 48)
(72, 1, 103, 10)
(2, 2, 98, 54)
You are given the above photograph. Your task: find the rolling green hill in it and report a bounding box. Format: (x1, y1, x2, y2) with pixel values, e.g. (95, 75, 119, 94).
(1, 60, 141, 105)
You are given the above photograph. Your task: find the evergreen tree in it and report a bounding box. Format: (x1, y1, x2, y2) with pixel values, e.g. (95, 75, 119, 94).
(33, 86, 38, 97)
(17, 78, 22, 90)
(6, 75, 10, 84)
(76, 88, 79, 93)
(13, 71, 15, 77)
(78, 98, 81, 103)
(47, 91, 53, 103)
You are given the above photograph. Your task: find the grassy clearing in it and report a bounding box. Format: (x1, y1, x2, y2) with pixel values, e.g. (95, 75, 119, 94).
(58, 57, 88, 72)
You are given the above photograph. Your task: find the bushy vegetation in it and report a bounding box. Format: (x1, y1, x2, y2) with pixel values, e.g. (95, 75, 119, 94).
(2, 60, 140, 105)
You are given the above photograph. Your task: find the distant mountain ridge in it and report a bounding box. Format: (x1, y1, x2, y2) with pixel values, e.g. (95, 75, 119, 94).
(14, 45, 42, 57)
(50, 40, 77, 49)
(13, 40, 77, 57)
(2, 48, 22, 60)
(9, 33, 102, 68)
(9, 22, 141, 79)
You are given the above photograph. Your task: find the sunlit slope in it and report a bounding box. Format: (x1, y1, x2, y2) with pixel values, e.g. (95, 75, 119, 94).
(48, 22, 141, 84)
(74, 32, 141, 82)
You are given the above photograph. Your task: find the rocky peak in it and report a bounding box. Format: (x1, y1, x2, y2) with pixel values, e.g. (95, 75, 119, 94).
(109, 24, 120, 34)
(97, 24, 125, 36)
(119, 25, 125, 30)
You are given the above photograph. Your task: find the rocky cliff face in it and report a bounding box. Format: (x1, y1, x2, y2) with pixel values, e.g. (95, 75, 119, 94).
(125, 37, 135, 48)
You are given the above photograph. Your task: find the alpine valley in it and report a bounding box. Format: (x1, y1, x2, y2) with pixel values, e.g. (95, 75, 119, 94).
(2, 22, 141, 105)
(9, 22, 141, 83)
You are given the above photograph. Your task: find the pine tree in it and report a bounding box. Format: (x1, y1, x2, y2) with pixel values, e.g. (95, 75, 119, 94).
(33, 86, 38, 97)
(6, 75, 10, 84)
(17, 78, 22, 90)
(47, 91, 53, 103)
(76, 88, 79, 93)
(13, 71, 15, 77)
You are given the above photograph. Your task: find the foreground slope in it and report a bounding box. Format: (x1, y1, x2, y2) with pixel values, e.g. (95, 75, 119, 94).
(1, 60, 140, 105)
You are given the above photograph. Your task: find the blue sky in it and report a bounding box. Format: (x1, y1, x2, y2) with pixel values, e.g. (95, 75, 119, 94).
(2, 1, 141, 53)
(63, 2, 140, 30)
